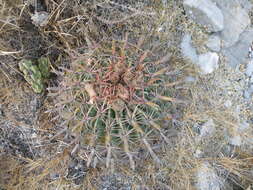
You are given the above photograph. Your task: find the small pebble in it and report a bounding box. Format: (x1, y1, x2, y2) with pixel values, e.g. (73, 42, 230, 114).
(185, 76, 196, 82)
(224, 100, 232, 108)
(206, 35, 221, 52)
(245, 60, 253, 77)
(198, 52, 219, 74)
(229, 135, 242, 146)
(31, 11, 49, 27)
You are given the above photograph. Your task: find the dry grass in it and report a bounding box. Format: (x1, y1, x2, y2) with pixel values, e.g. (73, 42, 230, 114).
(0, 0, 253, 190)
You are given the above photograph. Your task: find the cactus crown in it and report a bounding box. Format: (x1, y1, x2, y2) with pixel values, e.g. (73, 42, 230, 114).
(75, 40, 156, 109)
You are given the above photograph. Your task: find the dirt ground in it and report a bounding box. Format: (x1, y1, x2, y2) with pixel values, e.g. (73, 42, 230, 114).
(0, 0, 253, 190)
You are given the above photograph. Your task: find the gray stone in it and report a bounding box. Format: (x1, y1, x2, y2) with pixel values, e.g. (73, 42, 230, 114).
(197, 52, 219, 74)
(244, 85, 253, 99)
(228, 119, 252, 146)
(244, 89, 251, 99)
(185, 76, 196, 82)
(31, 11, 49, 27)
(181, 33, 198, 63)
(196, 162, 221, 190)
(212, 0, 250, 48)
(183, 0, 224, 32)
(245, 60, 253, 77)
(224, 100, 232, 108)
(239, 120, 250, 131)
(199, 119, 216, 138)
(222, 29, 253, 68)
(229, 135, 242, 146)
(238, 0, 253, 13)
(206, 35, 221, 52)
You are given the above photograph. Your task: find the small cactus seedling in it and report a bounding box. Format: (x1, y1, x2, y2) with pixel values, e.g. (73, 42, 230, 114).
(38, 57, 50, 78)
(50, 37, 176, 169)
(19, 57, 50, 93)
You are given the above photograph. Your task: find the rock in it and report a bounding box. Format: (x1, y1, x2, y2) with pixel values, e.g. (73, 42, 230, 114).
(212, 0, 250, 48)
(222, 29, 253, 68)
(181, 33, 198, 63)
(246, 60, 253, 77)
(183, 0, 224, 32)
(196, 162, 221, 190)
(197, 52, 219, 74)
(181, 34, 220, 75)
(244, 85, 253, 99)
(181, 34, 219, 74)
(249, 43, 253, 59)
(206, 35, 221, 52)
(229, 135, 242, 146)
(238, 0, 253, 13)
(185, 76, 196, 82)
(244, 90, 251, 99)
(239, 120, 250, 131)
(228, 120, 252, 146)
(194, 149, 203, 158)
(199, 119, 215, 138)
(31, 11, 49, 27)
(224, 100, 232, 108)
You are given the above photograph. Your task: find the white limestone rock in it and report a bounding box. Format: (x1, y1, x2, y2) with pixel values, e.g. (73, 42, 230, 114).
(31, 11, 49, 27)
(245, 60, 253, 77)
(238, 0, 253, 14)
(222, 29, 253, 68)
(181, 33, 198, 63)
(199, 119, 216, 138)
(196, 162, 221, 190)
(197, 52, 219, 74)
(212, 0, 250, 48)
(183, 0, 224, 32)
(229, 135, 242, 146)
(206, 35, 221, 52)
(224, 100, 232, 108)
(228, 120, 252, 146)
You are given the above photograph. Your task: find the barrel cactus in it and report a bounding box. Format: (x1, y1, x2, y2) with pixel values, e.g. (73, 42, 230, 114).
(49, 38, 176, 169)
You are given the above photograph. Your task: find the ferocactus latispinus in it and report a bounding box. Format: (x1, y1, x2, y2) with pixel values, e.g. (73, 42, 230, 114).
(49, 38, 177, 169)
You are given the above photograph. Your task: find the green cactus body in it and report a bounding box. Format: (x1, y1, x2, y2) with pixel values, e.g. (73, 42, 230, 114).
(19, 57, 50, 93)
(50, 39, 174, 169)
(38, 57, 50, 78)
